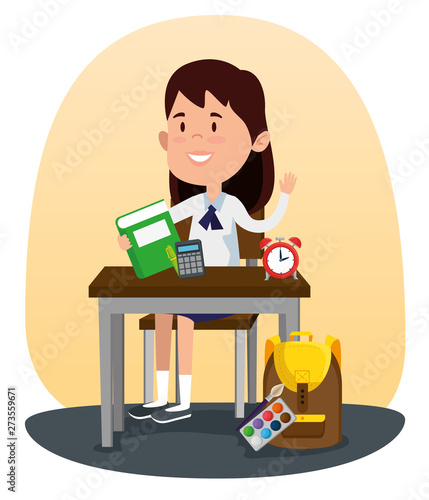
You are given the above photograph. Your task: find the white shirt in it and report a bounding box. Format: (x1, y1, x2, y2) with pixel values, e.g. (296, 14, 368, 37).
(169, 192, 289, 266)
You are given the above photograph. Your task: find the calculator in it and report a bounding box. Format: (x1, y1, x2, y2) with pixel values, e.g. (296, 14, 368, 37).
(175, 239, 206, 279)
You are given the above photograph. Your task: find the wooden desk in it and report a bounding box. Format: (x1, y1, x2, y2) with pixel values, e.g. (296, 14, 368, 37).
(89, 266, 310, 447)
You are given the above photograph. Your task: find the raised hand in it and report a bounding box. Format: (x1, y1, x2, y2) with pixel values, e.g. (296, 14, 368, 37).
(279, 172, 297, 195)
(118, 234, 132, 251)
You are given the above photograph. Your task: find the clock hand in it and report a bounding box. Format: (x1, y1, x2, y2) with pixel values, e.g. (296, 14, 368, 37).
(279, 256, 290, 262)
(279, 248, 283, 260)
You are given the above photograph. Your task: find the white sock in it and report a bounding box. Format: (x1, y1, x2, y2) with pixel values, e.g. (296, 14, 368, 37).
(143, 370, 169, 408)
(166, 374, 192, 412)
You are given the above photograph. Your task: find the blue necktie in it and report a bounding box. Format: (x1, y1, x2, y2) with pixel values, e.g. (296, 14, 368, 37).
(198, 205, 223, 230)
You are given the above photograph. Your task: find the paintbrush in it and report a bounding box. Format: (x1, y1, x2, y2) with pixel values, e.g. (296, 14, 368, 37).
(236, 383, 285, 431)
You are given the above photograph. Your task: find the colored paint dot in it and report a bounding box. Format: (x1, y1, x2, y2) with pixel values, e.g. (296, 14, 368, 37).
(280, 412, 291, 423)
(261, 428, 272, 439)
(272, 403, 283, 413)
(251, 436, 263, 447)
(270, 420, 281, 431)
(263, 411, 273, 421)
(243, 426, 254, 437)
(253, 418, 263, 429)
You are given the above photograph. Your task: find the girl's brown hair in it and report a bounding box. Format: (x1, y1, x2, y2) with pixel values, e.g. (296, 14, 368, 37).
(166, 59, 274, 214)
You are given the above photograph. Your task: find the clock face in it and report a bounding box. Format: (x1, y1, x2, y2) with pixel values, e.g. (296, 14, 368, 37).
(266, 246, 295, 275)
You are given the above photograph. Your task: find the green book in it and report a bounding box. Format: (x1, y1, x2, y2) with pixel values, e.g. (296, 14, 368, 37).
(116, 200, 180, 279)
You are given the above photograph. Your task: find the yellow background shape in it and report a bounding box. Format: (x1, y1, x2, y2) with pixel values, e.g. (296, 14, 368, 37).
(26, 16, 404, 408)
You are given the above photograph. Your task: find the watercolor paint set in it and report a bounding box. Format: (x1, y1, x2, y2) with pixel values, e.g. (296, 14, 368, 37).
(238, 398, 296, 451)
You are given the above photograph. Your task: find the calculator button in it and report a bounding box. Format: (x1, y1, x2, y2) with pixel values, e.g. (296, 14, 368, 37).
(184, 257, 190, 263)
(186, 269, 191, 274)
(190, 256, 195, 261)
(196, 256, 202, 261)
(185, 263, 190, 268)
(197, 267, 203, 272)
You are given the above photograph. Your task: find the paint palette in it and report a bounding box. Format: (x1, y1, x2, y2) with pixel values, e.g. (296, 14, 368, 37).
(239, 398, 296, 451)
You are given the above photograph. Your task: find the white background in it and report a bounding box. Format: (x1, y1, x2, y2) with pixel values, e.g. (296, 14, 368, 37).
(2, 1, 429, 498)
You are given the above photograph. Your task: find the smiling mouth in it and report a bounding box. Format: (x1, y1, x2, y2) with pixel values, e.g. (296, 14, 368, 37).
(186, 152, 213, 165)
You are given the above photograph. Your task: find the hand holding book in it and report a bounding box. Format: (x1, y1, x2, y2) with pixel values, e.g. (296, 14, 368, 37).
(118, 234, 132, 251)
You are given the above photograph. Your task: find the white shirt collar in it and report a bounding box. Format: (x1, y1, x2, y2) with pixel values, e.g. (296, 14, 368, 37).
(203, 191, 227, 212)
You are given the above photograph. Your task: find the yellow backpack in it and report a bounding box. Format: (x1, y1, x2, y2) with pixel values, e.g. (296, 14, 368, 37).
(263, 332, 342, 449)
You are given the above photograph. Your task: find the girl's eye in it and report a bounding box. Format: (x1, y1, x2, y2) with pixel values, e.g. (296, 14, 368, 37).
(180, 122, 185, 132)
(212, 122, 217, 133)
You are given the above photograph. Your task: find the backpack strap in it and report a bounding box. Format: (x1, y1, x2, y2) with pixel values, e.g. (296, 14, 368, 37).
(265, 335, 281, 365)
(297, 382, 308, 411)
(325, 335, 341, 369)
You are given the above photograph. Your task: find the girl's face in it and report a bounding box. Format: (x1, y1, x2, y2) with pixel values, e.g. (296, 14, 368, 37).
(159, 91, 269, 192)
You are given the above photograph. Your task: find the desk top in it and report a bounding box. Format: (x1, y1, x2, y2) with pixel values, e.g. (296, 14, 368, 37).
(88, 267, 310, 298)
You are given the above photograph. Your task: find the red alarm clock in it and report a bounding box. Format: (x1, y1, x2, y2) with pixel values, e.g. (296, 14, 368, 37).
(260, 237, 302, 280)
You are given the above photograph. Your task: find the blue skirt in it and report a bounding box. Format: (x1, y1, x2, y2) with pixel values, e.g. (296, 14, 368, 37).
(176, 313, 233, 323)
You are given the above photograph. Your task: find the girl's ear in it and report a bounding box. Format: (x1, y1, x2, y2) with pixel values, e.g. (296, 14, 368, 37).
(251, 131, 271, 153)
(159, 131, 168, 151)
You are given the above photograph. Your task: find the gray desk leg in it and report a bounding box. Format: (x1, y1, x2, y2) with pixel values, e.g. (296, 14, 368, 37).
(235, 330, 246, 418)
(99, 304, 113, 447)
(279, 298, 301, 342)
(112, 314, 124, 432)
(278, 314, 287, 342)
(247, 323, 257, 404)
(144, 330, 155, 403)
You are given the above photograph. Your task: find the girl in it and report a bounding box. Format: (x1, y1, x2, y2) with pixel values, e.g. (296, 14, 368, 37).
(118, 59, 297, 423)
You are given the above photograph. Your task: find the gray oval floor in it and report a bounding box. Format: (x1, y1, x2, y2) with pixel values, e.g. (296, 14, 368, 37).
(25, 403, 404, 478)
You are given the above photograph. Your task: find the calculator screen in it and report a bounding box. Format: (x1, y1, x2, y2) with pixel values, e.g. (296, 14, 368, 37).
(177, 244, 199, 253)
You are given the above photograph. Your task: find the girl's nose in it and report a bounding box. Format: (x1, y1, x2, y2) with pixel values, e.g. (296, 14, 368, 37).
(192, 133, 203, 139)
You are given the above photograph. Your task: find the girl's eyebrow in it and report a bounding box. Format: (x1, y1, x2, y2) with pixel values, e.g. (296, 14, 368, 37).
(173, 112, 185, 118)
(210, 112, 222, 118)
